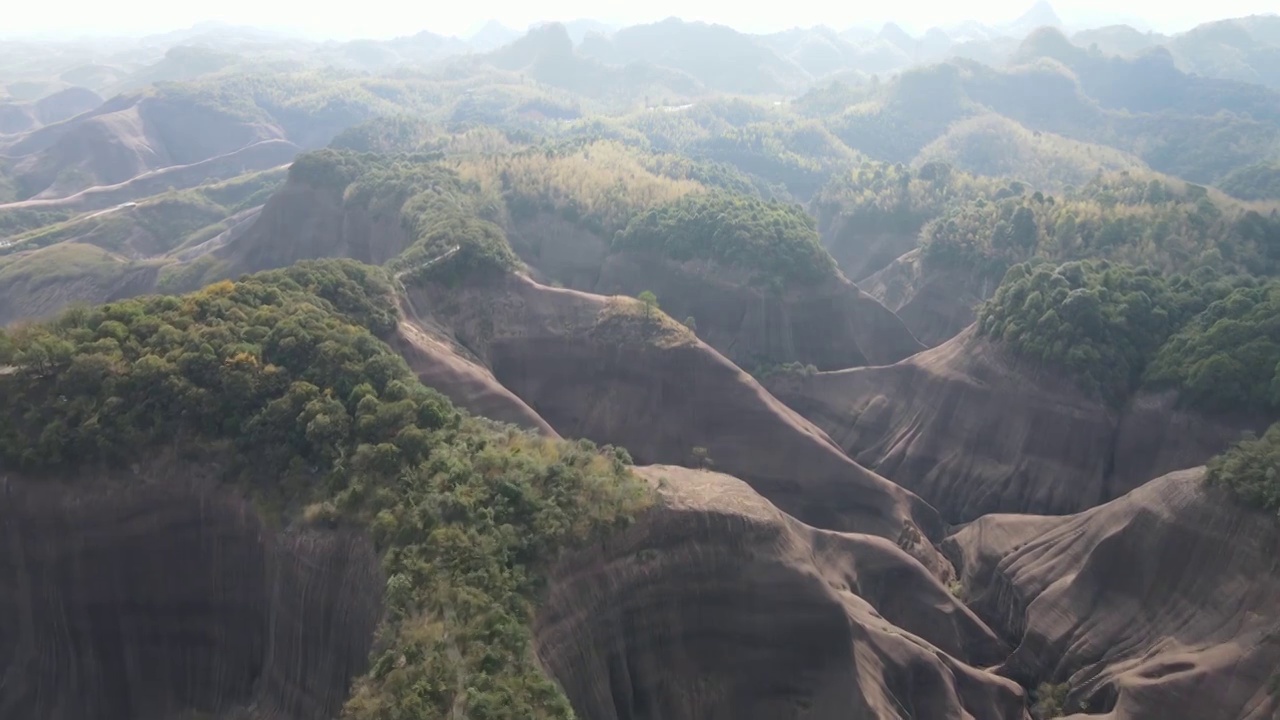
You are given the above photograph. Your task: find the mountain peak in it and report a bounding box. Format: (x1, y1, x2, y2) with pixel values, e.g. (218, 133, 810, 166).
(1010, 0, 1064, 33)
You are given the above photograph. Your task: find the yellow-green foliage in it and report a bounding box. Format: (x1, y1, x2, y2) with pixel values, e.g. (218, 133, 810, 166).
(923, 172, 1280, 277)
(916, 113, 1145, 191)
(0, 259, 651, 719)
(813, 160, 1006, 236)
(455, 140, 704, 235)
(592, 295, 698, 349)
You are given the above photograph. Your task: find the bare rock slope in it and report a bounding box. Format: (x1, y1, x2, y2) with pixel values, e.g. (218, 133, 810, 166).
(945, 467, 1280, 720)
(507, 211, 925, 371)
(859, 248, 1000, 347)
(0, 460, 384, 720)
(403, 271, 945, 564)
(537, 465, 1028, 720)
(766, 327, 1265, 522)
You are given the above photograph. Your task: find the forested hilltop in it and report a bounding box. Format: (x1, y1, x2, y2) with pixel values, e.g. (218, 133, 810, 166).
(0, 260, 650, 717)
(4, 7, 1280, 720)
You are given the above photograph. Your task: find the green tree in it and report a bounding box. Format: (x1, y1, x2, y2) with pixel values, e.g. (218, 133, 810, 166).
(638, 290, 659, 320)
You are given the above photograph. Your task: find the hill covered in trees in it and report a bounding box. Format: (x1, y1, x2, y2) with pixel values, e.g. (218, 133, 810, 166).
(0, 260, 650, 717)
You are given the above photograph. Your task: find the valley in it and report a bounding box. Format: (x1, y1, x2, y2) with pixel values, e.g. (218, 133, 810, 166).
(1, 5, 1279, 720)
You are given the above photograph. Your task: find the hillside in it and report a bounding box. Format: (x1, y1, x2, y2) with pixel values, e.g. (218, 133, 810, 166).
(6, 11, 1280, 720)
(947, 466, 1280, 719)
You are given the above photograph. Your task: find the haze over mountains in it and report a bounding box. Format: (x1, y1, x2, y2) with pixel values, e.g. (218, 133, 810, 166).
(1, 2, 1279, 720)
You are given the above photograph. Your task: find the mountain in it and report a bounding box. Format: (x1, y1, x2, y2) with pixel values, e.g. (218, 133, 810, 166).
(5, 13, 1280, 720)
(1004, 0, 1064, 36)
(467, 19, 521, 52)
(579, 18, 812, 95)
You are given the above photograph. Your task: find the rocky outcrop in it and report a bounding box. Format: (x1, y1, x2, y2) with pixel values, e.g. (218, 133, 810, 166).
(945, 468, 1280, 720)
(592, 251, 925, 370)
(860, 248, 1000, 347)
(765, 327, 1266, 523)
(404, 272, 946, 566)
(504, 212, 925, 371)
(0, 460, 383, 720)
(211, 177, 413, 278)
(537, 465, 1029, 720)
(390, 298, 558, 436)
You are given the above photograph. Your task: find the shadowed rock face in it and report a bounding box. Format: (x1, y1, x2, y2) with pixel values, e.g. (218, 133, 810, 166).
(211, 178, 413, 280)
(504, 213, 925, 371)
(765, 327, 1267, 523)
(591, 252, 925, 371)
(536, 466, 1028, 720)
(945, 468, 1280, 720)
(405, 274, 947, 570)
(0, 471, 383, 720)
(859, 248, 1000, 347)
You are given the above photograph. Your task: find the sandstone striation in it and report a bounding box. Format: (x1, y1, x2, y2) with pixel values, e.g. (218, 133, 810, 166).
(946, 467, 1280, 720)
(0, 462, 383, 720)
(766, 326, 1267, 523)
(537, 465, 1029, 720)
(404, 272, 946, 565)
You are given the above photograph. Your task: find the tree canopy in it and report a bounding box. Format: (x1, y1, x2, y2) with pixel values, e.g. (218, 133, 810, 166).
(0, 259, 649, 719)
(613, 191, 838, 288)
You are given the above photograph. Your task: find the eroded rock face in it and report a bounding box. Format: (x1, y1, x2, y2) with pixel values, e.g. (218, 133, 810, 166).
(945, 468, 1280, 720)
(502, 214, 925, 371)
(859, 248, 1000, 347)
(406, 274, 946, 566)
(765, 327, 1266, 523)
(212, 178, 413, 279)
(536, 466, 1028, 720)
(0, 469, 383, 720)
(391, 299, 559, 437)
(592, 252, 925, 371)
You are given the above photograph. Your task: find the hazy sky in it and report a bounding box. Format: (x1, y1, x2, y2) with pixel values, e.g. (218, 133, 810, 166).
(5, 0, 1278, 40)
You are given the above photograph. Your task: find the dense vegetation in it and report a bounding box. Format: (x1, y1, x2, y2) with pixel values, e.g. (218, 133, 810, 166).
(922, 172, 1280, 278)
(456, 140, 702, 236)
(0, 260, 650, 718)
(976, 260, 1245, 402)
(1205, 423, 1280, 515)
(1146, 281, 1280, 414)
(1219, 162, 1280, 202)
(613, 192, 838, 288)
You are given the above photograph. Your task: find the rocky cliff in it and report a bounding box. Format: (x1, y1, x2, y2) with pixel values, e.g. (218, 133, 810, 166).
(945, 467, 1280, 720)
(0, 459, 383, 720)
(765, 327, 1265, 522)
(505, 211, 925, 371)
(537, 465, 1029, 720)
(404, 272, 946, 569)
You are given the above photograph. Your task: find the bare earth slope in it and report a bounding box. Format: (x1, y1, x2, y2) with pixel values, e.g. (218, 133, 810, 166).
(765, 327, 1265, 522)
(1, 92, 286, 201)
(403, 272, 947, 566)
(945, 467, 1280, 720)
(537, 465, 1029, 720)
